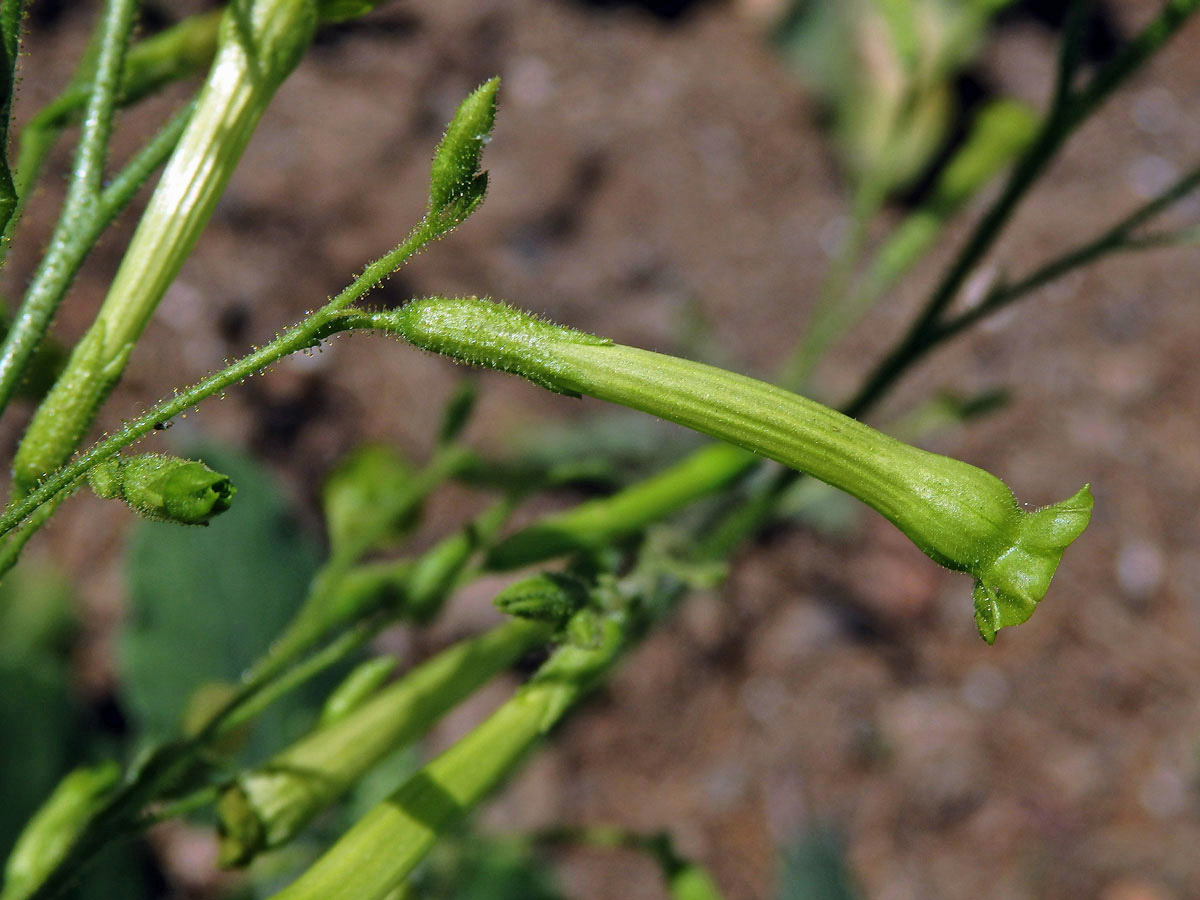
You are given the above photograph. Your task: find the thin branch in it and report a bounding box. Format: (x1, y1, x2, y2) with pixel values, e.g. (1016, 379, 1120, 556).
(937, 160, 1200, 342)
(71, 0, 138, 199)
(845, 0, 1199, 418)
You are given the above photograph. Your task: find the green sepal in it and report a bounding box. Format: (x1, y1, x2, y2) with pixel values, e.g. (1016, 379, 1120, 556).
(427, 78, 499, 230)
(88, 453, 235, 525)
(378, 296, 611, 396)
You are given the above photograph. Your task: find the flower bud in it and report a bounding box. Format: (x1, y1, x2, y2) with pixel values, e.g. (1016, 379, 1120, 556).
(493, 572, 590, 627)
(88, 453, 235, 525)
(427, 78, 499, 229)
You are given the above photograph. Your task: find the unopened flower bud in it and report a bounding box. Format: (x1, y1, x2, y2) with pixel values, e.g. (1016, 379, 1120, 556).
(88, 453, 235, 525)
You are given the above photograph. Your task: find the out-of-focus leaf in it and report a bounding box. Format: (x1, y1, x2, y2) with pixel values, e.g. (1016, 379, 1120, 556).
(119, 447, 321, 750)
(776, 827, 861, 900)
(321, 444, 419, 556)
(0, 661, 72, 857)
(437, 379, 478, 447)
(0, 562, 75, 661)
(418, 836, 564, 900)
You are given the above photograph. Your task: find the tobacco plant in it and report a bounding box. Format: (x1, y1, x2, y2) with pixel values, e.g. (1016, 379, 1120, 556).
(0, 1, 1197, 898)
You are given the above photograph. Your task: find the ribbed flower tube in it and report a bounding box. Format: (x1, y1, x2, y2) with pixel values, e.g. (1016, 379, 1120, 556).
(267, 613, 626, 900)
(13, 0, 318, 491)
(382, 297, 1092, 642)
(218, 618, 549, 867)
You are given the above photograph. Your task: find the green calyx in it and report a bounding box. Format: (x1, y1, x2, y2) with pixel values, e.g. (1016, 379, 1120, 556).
(383, 296, 1092, 642)
(381, 296, 610, 396)
(88, 453, 236, 525)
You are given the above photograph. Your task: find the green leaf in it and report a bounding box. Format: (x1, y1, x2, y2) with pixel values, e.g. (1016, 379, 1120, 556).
(118, 446, 320, 744)
(0, 562, 75, 661)
(428, 78, 499, 229)
(0, 661, 73, 861)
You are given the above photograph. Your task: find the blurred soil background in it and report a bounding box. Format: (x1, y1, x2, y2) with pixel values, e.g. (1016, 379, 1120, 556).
(7, 0, 1200, 898)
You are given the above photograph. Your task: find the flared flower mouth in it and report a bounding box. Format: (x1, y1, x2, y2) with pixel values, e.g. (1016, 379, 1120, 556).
(972, 484, 1094, 643)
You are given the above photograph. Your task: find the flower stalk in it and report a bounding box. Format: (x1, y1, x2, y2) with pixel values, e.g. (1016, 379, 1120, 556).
(383, 297, 1092, 642)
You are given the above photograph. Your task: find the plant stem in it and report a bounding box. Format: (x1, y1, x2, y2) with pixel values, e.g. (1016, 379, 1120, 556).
(252, 443, 473, 681)
(0, 221, 441, 540)
(936, 159, 1200, 342)
(849, 0, 1198, 418)
(11, 0, 320, 490)
(3, 9, 223, 254)
(0, 0, 140, 417)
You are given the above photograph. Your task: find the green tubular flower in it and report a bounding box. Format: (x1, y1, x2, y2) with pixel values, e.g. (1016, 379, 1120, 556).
(265, 612, 626, 900)
(88, 453, 235, 525)
(216, 619, 550, 867)
(382, 297, 1093, 643)
(13, 0, 319, 491)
